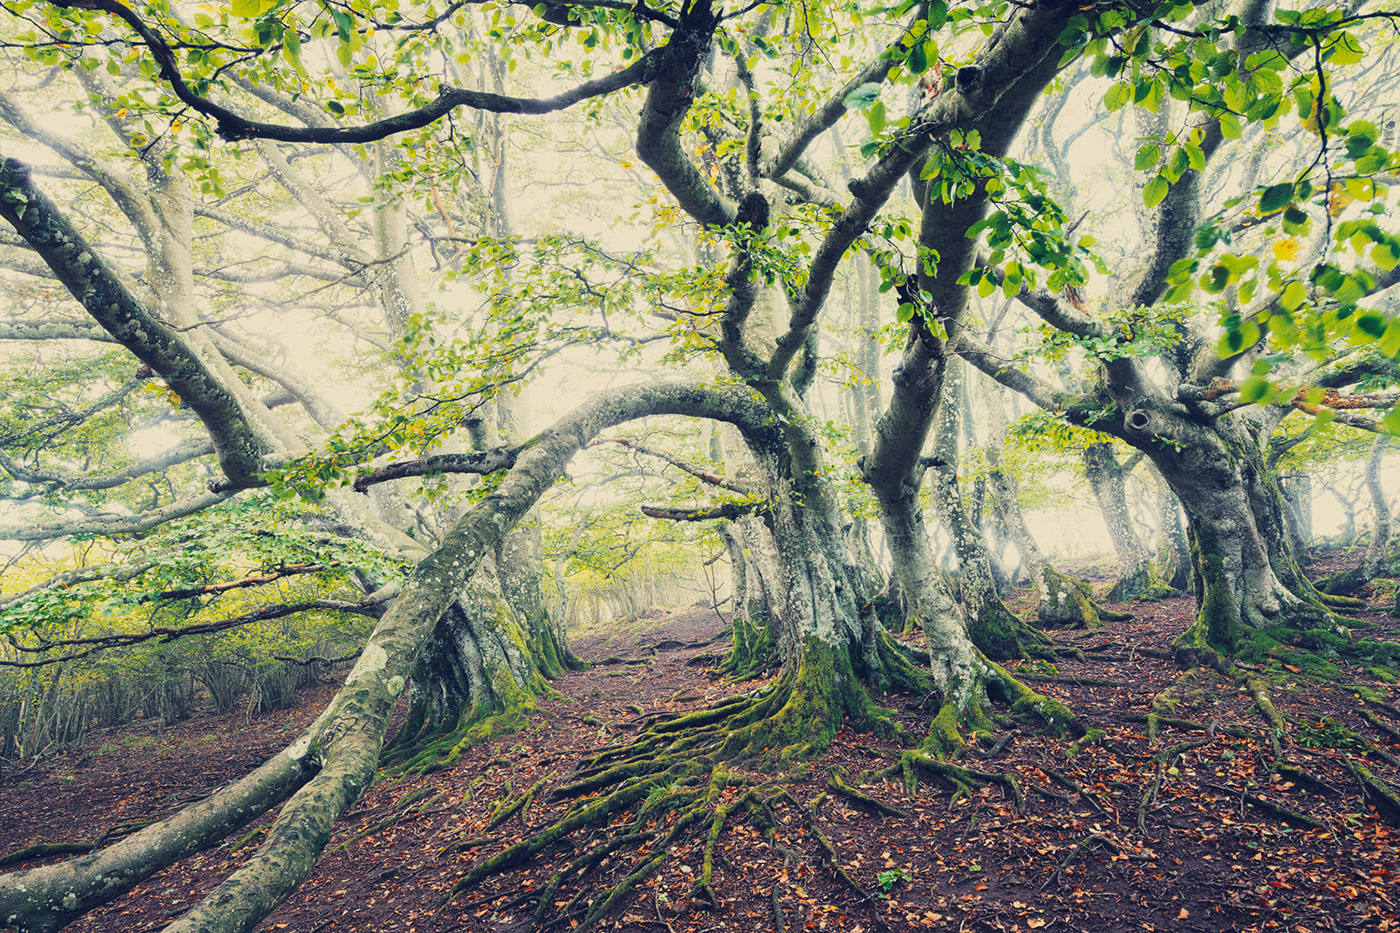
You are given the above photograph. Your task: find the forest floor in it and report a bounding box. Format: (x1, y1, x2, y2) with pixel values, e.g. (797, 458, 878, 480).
(2, 554, 1400, 933)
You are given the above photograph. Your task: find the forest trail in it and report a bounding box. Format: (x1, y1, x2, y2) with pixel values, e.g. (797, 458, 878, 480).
(1, 564, 1398, 933)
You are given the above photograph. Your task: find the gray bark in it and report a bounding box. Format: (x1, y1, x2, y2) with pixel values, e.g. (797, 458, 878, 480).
(1083, 443, 1151, 601)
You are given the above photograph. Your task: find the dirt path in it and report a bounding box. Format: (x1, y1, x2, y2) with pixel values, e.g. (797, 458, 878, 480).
(1, 578, 1398, 933)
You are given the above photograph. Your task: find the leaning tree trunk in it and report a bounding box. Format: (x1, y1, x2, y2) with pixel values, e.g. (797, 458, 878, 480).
(0, 382, 814, 933)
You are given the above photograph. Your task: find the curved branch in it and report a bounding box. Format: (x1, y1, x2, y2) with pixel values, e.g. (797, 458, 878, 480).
(350, 448, 521, 492)
(2, 599, 384, 669)
(52, 0, 666, 144)
(634, 0, 731, 227)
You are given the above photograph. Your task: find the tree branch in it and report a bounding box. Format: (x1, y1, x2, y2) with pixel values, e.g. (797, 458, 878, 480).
(2, 599, 383, 669)
(640, 501, 767, 522)
(350, 449, 521, 492)
(0, 488, 233, 541)
(0, 438, 214, 490)
(0, 157, 266, 486)
(597, 435, 758, 496)
(51, 0, 666, 144)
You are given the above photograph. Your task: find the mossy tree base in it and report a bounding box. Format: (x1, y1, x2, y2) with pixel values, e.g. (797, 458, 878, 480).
(971, 595, 1060, 660)
(714, 615, 776, 681)
(1034, 566, 1133, 631)
(921, 653, 1082, 759)
(436, 625, 1087, 930)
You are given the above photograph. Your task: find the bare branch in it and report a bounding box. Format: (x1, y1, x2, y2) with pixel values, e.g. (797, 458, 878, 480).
(640, 501, 768, 521)
(596, 435, 758, 496)
(351, 448, 521, 492)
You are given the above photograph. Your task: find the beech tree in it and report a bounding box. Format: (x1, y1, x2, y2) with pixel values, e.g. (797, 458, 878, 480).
(0, 0, 1399, 929)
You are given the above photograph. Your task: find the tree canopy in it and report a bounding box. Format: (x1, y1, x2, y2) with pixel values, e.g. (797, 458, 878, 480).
(1, 0, 1400, 929)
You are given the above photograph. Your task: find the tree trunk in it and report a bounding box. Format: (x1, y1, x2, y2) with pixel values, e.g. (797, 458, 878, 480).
(1363, 434, 1392, 578)
(1149, 463, 1191, 591)
(1083, 442, 1152, 601)
(1119, 405, 1341, 662)
(928, 361, 1052, 658)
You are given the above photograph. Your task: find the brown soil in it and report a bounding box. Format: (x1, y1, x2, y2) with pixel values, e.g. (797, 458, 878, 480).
(2, 558, 1399, 933)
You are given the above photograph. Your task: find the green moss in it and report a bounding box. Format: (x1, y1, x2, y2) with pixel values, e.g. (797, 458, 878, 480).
(718, 616, 775, 680)
(970, 598, 1056, 661)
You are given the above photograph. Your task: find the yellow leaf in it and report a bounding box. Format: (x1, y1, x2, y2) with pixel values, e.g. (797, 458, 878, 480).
(1028, 920, 1046, 929)
(1272, 238, 1299, 262)
(1177, 908, 1190, 920)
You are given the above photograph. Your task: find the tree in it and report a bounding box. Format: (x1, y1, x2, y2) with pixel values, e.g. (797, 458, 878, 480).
(0, 0, 1398, 930)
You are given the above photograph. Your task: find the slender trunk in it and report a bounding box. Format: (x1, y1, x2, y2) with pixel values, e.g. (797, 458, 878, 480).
(1363, 434, 1391, 578)
(1083, 443, 1151, 601)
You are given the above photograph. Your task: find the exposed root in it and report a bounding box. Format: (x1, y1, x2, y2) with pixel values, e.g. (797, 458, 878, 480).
(1362, 709, 1400, 743)
(1135, 714, 1249, 744)
(1241, 793, 1330, 831)
(890, 752, 1025, 811)
(793, 790, 876, 901)
(1153, 737, 1212, 765)
(334, 788, 441, 853)
(436, 646, 917, 929)
(1344, 756, 1400, 827)
(826, 768, 908, 818)
(0, 842, 95, 870)
(1037, 766, 1107, 815)
(1272, 763, 1342, 797)
(485, 774, 550, 833)
(1037, 832, 1111, 893)
(1137, 763, 1163, 835)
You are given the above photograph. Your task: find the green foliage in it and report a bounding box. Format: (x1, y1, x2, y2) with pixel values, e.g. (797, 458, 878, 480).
(876, 866, 912, 894)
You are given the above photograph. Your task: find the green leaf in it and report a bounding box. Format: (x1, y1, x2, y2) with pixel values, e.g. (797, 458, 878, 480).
(1104, 81, 1130, 112)
(1238, 375, 1273, 404)
(1143, 175, 1169, 209)
(231, 0, 260, 17)
(1134, 144, 1160, 171)
(843, 82, 883, 110)
(1258, 183, 1292, 215)
(868, 100, 887, 134)
(907, 41, 927, 75)
(1278, 280, 1307, 312)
